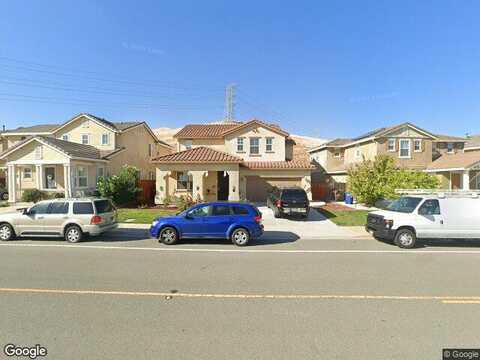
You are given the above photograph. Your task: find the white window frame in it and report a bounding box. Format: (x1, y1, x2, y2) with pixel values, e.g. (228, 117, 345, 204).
(101, 133, 110, 145)
(447, 142, 454, 154)
(184, 140, 192, 150)
(236, 137, 245, 152)
(387, 138, 396, 152)
(176, 171, 192, 191)
(75, 166, 88, 189)
(81, 134, 90, 145)
(266, 137, 274, 152)
(62, 134, 69, 142)
(250, 137, 260, 155)
(354, 146, 362, 160)
(414, 139, 422, 152)
(399, 139, 411, 158)
(35, 145, 43, 160)
(23, 167, 32, 180)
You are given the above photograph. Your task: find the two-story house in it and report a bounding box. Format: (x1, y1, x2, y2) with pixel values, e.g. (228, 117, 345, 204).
(0, 113, 171, 202)
(308, 122, 468, 200)
(152, 119, 313, 203)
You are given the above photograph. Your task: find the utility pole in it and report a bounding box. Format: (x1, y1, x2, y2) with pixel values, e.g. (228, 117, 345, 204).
(224, 83, 236, 122)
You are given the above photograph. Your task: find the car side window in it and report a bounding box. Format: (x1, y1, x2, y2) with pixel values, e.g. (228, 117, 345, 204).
(418, 199, 441, 216)
(73, 202, 94, 215)
(232, 206, 249, 215)
(48, 202, 69, 215)
(28, 203, 50, 215)
(212, 205, 232, 216)
(189, 206, 211, 217)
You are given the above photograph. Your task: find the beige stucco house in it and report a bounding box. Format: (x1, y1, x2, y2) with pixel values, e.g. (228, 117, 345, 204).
(153, 119, 313, 204)
(0, 113, 171, 202)
(308, 122, 468, 200)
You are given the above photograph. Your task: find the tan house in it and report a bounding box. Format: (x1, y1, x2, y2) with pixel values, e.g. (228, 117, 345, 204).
(152, 119, 313, 203)
(308, 122, 468, 200)
(0, 113, 171, 202)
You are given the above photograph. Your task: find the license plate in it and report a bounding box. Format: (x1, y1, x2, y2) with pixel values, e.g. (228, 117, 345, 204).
(288, 208, 305, 212)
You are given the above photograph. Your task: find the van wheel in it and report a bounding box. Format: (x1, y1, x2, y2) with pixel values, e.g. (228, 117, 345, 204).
(0, 224, 14, 241)
(231, 228, 250, 246)
(394, 228, 416, 249)
(160, 227, 178, 245)
(65, 225, 83, 243)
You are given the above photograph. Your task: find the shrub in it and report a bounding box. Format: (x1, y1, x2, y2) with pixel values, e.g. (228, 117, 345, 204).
(347, 155, 439, 206)
(174, 194, 194, 211)
(21, 189, 49, 203)
(54, 192, 65, 199)
(97, 165, 142, 206)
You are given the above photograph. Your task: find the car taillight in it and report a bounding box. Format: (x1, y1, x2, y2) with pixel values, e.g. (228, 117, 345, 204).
(254, 215, 262, 224)
(275, 200, 282, 208)
(91, 215, 103, 225)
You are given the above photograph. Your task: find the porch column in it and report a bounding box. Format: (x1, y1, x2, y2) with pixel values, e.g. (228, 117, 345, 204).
(63, 164, 72, 198)
(190, 171, 206, 202)
(301, 175, 313, 200)
(463, 170, 471, 190)
(227, 170, 240, 201)
(155, 169, 170, 205)
(36, 165, 43, 190)
(7, 164, 16, 203)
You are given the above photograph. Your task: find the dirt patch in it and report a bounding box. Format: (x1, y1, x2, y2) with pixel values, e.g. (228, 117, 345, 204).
(321, 203, 355, 212)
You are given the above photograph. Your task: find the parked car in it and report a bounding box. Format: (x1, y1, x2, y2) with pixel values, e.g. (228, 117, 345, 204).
(366, 193, 480, 248)
(149, 202, 264, 246)
(0, 198, 118, 243)
(0, 188, 8, 201)
(267, 187, 310, 218)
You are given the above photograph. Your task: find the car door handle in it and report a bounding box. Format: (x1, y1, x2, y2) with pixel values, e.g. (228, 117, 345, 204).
(440, 220, 444, 225)
(37, 216, 44, 220)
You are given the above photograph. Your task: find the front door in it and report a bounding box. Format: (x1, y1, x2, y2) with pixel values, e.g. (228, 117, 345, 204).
(217, 172, 229, 201)
(44, 167, 56, 189)
(451, 173, 461, 190)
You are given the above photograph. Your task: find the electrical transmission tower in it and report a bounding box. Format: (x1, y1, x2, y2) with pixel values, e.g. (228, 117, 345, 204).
(224, 83, 236, 122)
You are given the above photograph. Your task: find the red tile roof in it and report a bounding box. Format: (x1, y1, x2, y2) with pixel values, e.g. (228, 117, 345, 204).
(152, 146, 243, 163)
(174, 119, 289, 139)
(242, 160, 314, 170)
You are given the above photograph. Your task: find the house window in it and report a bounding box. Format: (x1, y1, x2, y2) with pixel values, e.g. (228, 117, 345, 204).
(250, 138, 260, 155)
(176, 171, 192, 191)
(387, 138, 396, 152)
(354, 146, 362, 159)
(237, 138, 244, 152)
(185, 140, 192, 150)
(266, 137, 274, 152)
(62, 134, 69, 141)
(23, 167, 32, 180)
(96, 167, 104, 182)
(81, 134, 89, 145)
(35, 145, 43, 160)
(414, 139, 422, 152)
(399, 139, 411, 158)
(101, 133, 109, 145)
(447, 142, 454, 154)
(75, 166, 88, 188)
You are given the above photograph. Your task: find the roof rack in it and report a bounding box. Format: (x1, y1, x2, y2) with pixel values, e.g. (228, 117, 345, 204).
(395, 189, 480, 198)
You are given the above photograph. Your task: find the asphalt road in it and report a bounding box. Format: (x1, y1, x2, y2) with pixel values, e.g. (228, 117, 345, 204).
(1, 230, 480, 359)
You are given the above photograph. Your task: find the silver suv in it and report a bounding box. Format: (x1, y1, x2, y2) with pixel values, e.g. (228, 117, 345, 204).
(0, 198, 118, 243)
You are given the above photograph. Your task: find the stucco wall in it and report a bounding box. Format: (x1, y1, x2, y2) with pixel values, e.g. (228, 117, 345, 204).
(5, 140, 69, 163)
(344, 141, 378, 165)
(177, 139, 226, 152)
(377, 138, 433, 170)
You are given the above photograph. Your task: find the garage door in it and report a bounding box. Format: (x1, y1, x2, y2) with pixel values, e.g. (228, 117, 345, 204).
(245, 176, 302, 202)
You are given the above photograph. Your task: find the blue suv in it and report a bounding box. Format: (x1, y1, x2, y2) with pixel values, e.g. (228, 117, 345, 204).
(149, 202, 264, 246)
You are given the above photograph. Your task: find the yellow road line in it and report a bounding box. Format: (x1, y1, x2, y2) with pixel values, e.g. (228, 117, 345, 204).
(1, 287, 480, 302)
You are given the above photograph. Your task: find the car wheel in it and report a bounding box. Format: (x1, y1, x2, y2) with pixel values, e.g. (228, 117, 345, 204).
(0, 223, 14, 241)
(1, 192, 8, 201)
(159, 227, 178, 245)
(231, 228, 250, 246)
(65, 225, 83, 243)
(394, 228, 416, 249)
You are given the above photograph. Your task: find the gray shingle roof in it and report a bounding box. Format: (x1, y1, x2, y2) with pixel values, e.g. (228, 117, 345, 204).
(1, 124, 59, 134)
(38, 136, 102, 160)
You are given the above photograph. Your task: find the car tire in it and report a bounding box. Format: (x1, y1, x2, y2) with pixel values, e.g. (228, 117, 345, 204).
(0, 223, 14, 241)
(159, 227, 178, 245)
(231, 228, 250, 246)
(1, 192, 8, 201)
(64, 225, 83, 243)
(394, 228, 416, 249)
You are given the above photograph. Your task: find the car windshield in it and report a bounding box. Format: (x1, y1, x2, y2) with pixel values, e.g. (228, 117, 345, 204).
(386, 197, 423, 213)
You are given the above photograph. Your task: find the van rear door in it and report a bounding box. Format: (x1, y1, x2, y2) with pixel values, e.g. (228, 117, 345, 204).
(415, 199, 444, 238)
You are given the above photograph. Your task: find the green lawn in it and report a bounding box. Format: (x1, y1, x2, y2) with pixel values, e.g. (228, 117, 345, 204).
(117, 208, 178, 224)
(318, 208, 370, 226)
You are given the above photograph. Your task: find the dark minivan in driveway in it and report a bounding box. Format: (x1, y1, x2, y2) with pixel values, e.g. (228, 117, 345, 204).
(267, 187, 310, 218)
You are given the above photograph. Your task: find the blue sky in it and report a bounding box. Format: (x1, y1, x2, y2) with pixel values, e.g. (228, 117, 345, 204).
(1, 0, 479, 138)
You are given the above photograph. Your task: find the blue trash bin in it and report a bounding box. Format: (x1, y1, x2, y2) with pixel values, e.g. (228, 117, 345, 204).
(345, 192, 353, 204)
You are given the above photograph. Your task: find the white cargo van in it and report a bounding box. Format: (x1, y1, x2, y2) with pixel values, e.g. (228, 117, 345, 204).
(366, 191, 480, 248)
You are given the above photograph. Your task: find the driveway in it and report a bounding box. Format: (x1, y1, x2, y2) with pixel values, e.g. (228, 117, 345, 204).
(258, 206, 360, 239)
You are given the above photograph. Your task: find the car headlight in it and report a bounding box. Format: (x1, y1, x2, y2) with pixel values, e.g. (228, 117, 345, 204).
(152, 220, 159, 227)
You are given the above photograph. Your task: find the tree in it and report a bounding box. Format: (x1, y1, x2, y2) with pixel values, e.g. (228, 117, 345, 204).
(97, 165, 142, 206)
(347, 155, 439, 206)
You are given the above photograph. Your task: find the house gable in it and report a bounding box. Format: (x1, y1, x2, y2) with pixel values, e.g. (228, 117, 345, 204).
(1, 138, 70, 163)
